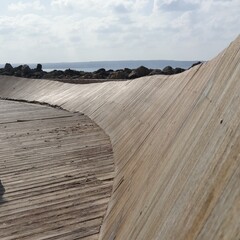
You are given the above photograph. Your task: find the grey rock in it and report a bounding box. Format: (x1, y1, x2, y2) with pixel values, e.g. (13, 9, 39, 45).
(162, 66, 174, 75)
(14, 70, 22, 77)
(128, 66, 150, 79)
(149, 69, 163, 75)
(189, 61, 202, 69)
(4, 63, 14, 75)
(108, 70, 128, 79)
(94, 68, 106, 74)
(21, 65, 32, 77)
(36, 64, 42, 72)
(174, 67, 185, 74)
(93, 68, 109, 79)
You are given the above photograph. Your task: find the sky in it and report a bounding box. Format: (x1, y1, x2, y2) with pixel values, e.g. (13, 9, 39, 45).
(0, 0, 239, 63)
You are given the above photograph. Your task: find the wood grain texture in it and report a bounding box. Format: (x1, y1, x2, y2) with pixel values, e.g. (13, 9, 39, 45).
(0, 36, 239, 239)
(0, 100, 114, 240)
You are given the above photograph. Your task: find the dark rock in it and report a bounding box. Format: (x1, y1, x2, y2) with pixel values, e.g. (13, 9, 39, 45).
(81, 73, 93, 79)
(91, 73, 99, 79)
(14, 65, 23, 72)
(42, 70, 64, 79)
(4, 63, 14, 75)
(21, 65, 32, 77)
(94, 68, 106, 74)
(32, 71, 44, 79)
(108, 70, 128, 79)
(128, 66, 150, 79)
(106, 69, 114, 75)
(64, 68, 79, 76)
(189, 61, 202, 69)
(30, 64, 44, 78)
(93, 68, 109, 78)
(36, 64, 42, 71)
(123, 68, 132, 74)
(174, 67, 185, 74)
(14, 70, 22, 77)
(162, 66, 174, 75)
(149, 69, 163, 75)
(12, 66, 22, 77)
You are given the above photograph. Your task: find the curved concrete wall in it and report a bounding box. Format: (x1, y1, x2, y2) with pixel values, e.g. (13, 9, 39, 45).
(0, 36, 239, 239)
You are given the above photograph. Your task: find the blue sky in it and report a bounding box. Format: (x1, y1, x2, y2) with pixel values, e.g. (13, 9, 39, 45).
(0, 0, 239, 63)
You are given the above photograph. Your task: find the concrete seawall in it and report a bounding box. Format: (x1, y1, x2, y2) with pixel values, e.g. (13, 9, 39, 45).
(0, 36, 239, 239)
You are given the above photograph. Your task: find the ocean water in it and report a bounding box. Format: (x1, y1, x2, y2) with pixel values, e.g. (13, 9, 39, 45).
(1, 60, 200, 72)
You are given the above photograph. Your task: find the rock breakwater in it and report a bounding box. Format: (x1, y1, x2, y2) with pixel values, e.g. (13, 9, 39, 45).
(0, 62, 201, 83)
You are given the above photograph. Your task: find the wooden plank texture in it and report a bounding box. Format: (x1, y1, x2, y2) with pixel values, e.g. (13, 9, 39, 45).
(0, 35, 239, 240)
(0, 100, 114, 240)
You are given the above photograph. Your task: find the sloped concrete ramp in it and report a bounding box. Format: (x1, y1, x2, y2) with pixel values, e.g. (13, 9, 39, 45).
(0, 36, 239, 239)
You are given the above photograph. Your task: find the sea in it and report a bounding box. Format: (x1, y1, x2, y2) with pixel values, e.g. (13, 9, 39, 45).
(0, 60, 200, 72)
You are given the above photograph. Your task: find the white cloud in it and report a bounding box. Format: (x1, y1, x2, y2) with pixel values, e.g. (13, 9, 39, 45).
(51, 0, 109, 11)
(8, 1, 45, 12)
(0, 0, 239, 63)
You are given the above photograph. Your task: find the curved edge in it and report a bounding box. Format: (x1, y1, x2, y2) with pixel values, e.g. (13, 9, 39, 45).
(0, 98, 116, 240)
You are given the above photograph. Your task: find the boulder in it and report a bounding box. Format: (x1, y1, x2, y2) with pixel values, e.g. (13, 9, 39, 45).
(4, 63, 14, 75)
(43, 70, 64, 79)
(21, 65, 32, 77)
(106, 69, 114, 75)
(149, 69, 163, 75)
(36, 64, 42, 72)
(14, 70, 22, 77)
(81, 73, 94, 79)
(13, 65, 23, 77)
(93, 68, 109, 78)
(123, 68, 132, 74)
(64, 68, 80, 77)
(14, 65, 23, 72)
(94, 68, 106, 74)
(189, 61, 202, 69)
(162, 66, 174, 75)
(32, 71, 44, 79)
(128, 66, 150, 79)
(108, 70, 128, 79)
(174, 67, 185, 74)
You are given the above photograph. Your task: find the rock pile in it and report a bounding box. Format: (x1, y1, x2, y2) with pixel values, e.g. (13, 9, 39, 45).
(0, 63, 44, 79)
(0, 62, 201, 83)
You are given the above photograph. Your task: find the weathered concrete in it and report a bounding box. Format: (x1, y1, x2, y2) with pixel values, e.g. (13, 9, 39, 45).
(0, 36, 239, 240)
